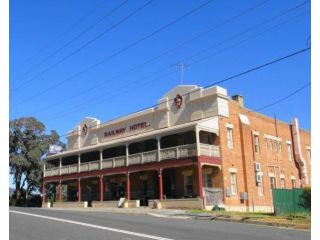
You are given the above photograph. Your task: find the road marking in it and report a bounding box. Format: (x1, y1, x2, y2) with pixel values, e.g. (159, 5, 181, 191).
(148, 213, 190, 219)
(10, 210, 174, 240)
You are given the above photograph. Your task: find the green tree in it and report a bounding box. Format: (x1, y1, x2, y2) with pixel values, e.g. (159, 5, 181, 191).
(9, 117, 64, 205)
(299, 187, 311, 211)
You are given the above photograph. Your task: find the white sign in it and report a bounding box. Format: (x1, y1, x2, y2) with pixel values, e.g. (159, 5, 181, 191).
(48, 145, 63, 154)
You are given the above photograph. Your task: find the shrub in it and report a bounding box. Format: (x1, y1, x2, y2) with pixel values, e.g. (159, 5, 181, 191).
(299, 187, 311, 211)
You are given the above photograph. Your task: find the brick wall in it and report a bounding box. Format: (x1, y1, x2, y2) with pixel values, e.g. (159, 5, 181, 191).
(219, 99, 311, 210)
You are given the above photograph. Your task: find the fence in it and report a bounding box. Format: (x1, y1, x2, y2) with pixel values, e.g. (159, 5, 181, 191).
(203, 188, 223, 206)
(272, 188, 309, 215)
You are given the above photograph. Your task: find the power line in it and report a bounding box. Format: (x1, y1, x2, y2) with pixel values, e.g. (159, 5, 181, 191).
(13, 0, 308, 110)
(52, 80, 311, 140)
(181, 3, 309, 63)
(11, 0, 154, 91)
(12, 0, 108, 74)
(84, 47, 311, 123)
(252, 82, 310, 112)
(192, 46, 310, 87)
(12, 0, 128, 84)
(27, 4, 309, 117)
(41, 46, 310, 135)
(11, 0, 215, 105)
(25, 0, 273, 116)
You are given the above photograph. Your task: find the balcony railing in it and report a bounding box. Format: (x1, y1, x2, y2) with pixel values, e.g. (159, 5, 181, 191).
(44, 143, 220, 177)
(199, 143, 220, 158)
(60, 164, 78, 175)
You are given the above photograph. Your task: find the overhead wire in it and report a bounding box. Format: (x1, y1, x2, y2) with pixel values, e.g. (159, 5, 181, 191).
(13, 1, 308, 110)
(25, 0, 274, 116)
(11, 0, 154, 91)
(12, 0, 108, 74)
(41, 46, 310, 137)
(52, 74, 311, 139)
(30, 6, 310, 118)
(11, 0, 215, 105)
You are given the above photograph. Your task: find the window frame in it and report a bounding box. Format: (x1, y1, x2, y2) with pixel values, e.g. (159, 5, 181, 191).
(226, 127, 234, 150)
(253, 134, 260, 154)
(230, 173, 237, 195)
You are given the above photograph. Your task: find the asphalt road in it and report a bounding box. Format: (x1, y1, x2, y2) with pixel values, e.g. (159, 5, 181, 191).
(9, 207, 310, 240)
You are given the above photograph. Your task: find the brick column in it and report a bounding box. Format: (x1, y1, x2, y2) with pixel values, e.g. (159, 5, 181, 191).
(100, 176, 104, 202)
(42, 181, 46, 203)
(58, 179, 62, 203)
(197, 160, 204, 198)
(159, 169, 163, 200)
(78, 178, 81, 202)
(126, 172, 130, 200)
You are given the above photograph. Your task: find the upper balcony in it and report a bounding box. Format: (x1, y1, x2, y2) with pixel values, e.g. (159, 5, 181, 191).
(44, 128, 221, 177)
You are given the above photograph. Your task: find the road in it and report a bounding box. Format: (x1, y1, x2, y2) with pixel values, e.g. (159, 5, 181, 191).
(9, 207, 310, 240)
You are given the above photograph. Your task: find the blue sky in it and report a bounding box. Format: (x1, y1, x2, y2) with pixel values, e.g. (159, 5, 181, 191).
(10, 0, 310, 144)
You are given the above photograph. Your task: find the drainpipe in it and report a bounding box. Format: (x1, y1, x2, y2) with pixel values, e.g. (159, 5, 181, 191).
(290, 118, 308, 186)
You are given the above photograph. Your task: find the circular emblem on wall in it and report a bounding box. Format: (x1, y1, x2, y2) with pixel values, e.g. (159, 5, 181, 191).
(174, 94, 183, 108)
(82, 124, 88, 136)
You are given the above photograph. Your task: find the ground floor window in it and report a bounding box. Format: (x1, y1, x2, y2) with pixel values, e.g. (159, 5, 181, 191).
(257, 179, 264, 196)
(280, 178, 286, 189)
(230, 173, 237, 195)
(270, 177, 276, 189)
(184, 175, 193, 195)
(291, 179, 296, 188)
(203, 174, 212, 188)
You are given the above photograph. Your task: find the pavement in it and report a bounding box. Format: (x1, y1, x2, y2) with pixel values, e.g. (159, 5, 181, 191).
(9, 206, 310, 240)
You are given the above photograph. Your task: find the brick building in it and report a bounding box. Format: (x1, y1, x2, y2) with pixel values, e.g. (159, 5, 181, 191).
(42, 85, 311, 211)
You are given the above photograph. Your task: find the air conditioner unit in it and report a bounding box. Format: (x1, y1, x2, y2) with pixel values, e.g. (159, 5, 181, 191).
(254, 162, 261, 172)
(240, 192, 248, 200)
(256, 173, 263, 183)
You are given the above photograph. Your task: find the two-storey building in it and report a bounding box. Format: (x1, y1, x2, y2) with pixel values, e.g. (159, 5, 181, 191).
(42, 85, 311, 211)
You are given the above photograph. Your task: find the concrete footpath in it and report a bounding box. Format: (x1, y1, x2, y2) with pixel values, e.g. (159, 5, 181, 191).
(41, 207, 309, 230)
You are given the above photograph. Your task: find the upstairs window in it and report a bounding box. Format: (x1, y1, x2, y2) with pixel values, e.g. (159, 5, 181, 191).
(226, 127, 234, 149)
(287, 143, 293, 161)
(253, 134, 260, 154)
(306, 147, 311, 163)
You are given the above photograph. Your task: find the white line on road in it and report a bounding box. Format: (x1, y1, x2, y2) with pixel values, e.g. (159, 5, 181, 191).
(10, 210, 174, 240)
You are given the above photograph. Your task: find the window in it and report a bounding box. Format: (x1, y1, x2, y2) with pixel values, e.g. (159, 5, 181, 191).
(270, 177, 276, 189)
(280, 178, 286, 189)
(184, 175, 193, 195)
(203, 174, 212, 188)
(230, 173, 237, 195)
(253, 135, 260, 154)
(306, 148, 311, 163)
(227, 127, 234, 149)
(287, 143, 293, 161)
(274, 141, 278, 151)
(291, 179, 296, 188)
(258, 178, 264, 196)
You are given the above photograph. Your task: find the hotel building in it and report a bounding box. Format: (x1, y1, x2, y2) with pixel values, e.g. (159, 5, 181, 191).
(43, 85, 311, 211)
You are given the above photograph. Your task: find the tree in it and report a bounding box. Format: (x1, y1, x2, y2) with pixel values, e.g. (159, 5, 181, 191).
(299, 187, 311, 211)
(9, 117, 64, 205)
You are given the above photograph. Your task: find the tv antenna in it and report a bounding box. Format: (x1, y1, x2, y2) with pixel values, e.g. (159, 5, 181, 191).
(174, 63, 188, 85)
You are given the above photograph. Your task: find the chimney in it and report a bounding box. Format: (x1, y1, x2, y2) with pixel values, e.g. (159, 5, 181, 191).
(231, 94, 244, 107)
